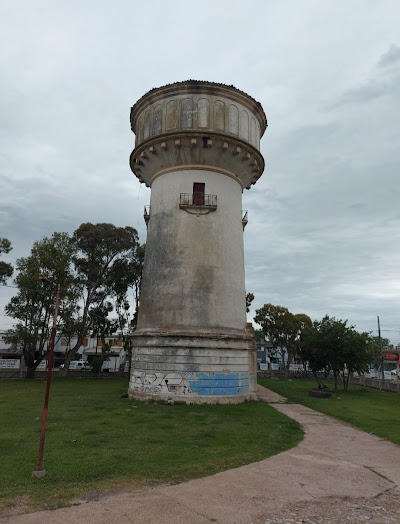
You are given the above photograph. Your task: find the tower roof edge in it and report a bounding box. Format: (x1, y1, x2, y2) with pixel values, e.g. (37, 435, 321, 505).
(130, 80, 267, 137)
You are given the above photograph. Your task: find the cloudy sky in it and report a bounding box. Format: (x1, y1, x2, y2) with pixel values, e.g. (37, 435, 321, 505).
(1, 0, 399, 342)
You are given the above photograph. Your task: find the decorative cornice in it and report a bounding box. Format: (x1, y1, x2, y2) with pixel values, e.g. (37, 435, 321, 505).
(130, 132, 265, 190)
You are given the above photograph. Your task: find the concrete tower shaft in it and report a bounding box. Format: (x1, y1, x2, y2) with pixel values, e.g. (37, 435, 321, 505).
(129, 81, 267, 403)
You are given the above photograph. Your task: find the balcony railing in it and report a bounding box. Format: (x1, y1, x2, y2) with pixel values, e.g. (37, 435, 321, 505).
(144, 205, 150, 227)
(242, 210, 248, 230)
(179, 193, 217, 209)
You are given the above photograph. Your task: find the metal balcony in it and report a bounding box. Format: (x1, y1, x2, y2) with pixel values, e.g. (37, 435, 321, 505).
(144, 205, 150, 227)
(242, 210, 248, 230)
(179, 193, 217, 210)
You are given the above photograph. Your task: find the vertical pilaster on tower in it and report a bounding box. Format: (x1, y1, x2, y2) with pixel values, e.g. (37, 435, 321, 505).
(129, 80, 267, 403)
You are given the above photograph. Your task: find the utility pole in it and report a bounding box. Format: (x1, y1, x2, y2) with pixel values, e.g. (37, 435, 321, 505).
(377, 316, 384, 390)
(32, 279, 61, 478)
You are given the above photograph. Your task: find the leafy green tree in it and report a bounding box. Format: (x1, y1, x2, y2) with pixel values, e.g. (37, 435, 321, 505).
(6, 224, 143, 378)
(246, 292, 254, 313)
(0, 238, 13, 284)
(254, 328, 264, 341)
(89, 302, 119, 376)
(292, 313, 313, 356)
(113, 243, 145, 375)
(368, 335, 390, 371)
(112, 243, 145, 328)
(59, 223, 139, 376)
(254, 304, 311, 376)
(301, 315, 374, 392)
(5, 232, 76, 378)
(341, 330, 374, 390)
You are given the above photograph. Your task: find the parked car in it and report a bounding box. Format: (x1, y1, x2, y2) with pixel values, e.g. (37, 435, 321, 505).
(377, 368, 393, 380)
(59, 360, 90, 371)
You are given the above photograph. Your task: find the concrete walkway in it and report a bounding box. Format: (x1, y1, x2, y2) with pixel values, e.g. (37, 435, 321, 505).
(2, 385, 400, 524)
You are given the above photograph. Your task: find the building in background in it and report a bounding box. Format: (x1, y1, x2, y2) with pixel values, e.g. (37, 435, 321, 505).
(0, 332, 127, 372)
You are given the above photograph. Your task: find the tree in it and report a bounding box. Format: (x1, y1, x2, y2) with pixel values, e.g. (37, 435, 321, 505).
(246, 292, 254, 313)
(293, 313, 313, 374)
(300, 315, 374, 392)
(341, 330, 373, 391)
(89, 302, 119, 376)
(113, 243, 145, 375)
(5, 232, 76, 378)
(299, 318, 334, 389)
(254, 304, 311, 376)
(254, 328, 264, 341)
(58, 223, 139, 376)
(5, 223, 143, 378)
(112, 243, 145, 329)
(0, 238, 13, 284)
(368, 335, 390, 371)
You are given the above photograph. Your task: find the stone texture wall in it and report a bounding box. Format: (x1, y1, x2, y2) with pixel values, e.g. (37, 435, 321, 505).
(138, 169, 246, 333)
(129, 333, 253, 403)
(134, 94, 262, 150)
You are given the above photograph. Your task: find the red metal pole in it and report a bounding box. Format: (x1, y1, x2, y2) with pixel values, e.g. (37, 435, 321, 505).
(32, 282, 60, 478)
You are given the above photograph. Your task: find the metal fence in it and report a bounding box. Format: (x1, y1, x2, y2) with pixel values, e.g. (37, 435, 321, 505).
(179, 193, 217, 207)
(257, 370, 400, 394)
(349, 375, 400, 393)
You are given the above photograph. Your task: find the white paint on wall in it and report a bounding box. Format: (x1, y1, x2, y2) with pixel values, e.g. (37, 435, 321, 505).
(138, 169, 246, 332)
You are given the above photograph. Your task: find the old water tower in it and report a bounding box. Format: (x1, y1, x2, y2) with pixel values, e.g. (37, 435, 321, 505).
(129, 80, 267, 403)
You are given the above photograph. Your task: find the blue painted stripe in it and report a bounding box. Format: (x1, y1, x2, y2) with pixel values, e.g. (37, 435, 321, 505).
(189, 372, 250, 396)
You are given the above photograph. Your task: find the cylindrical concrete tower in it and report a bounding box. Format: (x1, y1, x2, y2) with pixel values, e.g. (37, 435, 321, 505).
(129, 80, 267, 403)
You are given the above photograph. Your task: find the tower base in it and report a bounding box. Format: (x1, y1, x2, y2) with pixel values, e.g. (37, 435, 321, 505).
(128, 326, 257, 404)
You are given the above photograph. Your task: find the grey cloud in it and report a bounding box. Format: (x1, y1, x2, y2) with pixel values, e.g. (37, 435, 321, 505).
(1, 1, 400, 343)
(378, 44, 400, 69)
(325, 43, 400, 110)
(327, 80, 391, 109)
(244, 104, 400, 338)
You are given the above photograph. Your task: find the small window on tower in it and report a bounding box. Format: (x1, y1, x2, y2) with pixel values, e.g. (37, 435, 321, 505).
(193, 183, 205, 206)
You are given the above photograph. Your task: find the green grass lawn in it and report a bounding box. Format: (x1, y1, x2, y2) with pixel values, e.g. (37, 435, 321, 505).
(0, 378, 303, 513)
(259, 378, 400, 445)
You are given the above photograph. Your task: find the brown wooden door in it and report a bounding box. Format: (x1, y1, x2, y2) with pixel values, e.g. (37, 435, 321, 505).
(193, 183, 205, 205)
